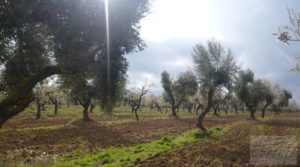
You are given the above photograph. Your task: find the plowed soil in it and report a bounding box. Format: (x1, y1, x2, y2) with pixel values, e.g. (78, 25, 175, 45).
(0, 115, 247, 165)
(136, 115, 300, 167)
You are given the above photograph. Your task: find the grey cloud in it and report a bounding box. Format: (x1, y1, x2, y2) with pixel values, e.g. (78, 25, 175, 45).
(126, 0, 300, 102)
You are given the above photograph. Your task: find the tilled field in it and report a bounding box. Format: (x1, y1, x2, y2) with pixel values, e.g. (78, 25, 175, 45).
(0, 114, 247, 165)
(136, 115, 300, 167)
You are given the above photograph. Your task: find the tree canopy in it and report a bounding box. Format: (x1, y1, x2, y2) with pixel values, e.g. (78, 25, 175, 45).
(161, 71, 197, 117)
(0, 0, 151, 126)
(192, 39, 239, 130)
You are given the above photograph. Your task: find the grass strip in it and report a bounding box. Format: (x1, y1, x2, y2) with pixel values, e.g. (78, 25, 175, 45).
(53, 126, 224, 167)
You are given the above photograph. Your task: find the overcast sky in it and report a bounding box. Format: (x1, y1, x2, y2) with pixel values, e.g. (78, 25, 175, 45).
(125, 0, 300, 103)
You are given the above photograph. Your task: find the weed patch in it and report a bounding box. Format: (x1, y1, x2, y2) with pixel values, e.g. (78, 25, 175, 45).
(53, 127, 224, 167)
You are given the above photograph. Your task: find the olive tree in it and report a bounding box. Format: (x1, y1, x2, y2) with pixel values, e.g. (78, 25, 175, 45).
(34, 84, 48, 119)
(260, 80, 274, 118)
(227, 95, 240, 115)
(124, 82, 151, 121)
(192, 39, 238, 131)
(235, 70, 272, 119)
(0, 0, 151, 126)
(161, 71, 198, 118)
(273, 86, 292, 114)
(148, 95, 163, 113)
(45, 85, 65, 115)
(60, 75, 97, 122)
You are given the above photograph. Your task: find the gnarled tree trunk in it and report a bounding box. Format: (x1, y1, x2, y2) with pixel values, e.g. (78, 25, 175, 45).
(248, 105, 256, 120)
(196, 88, 214, 131)
(0, 66, 63, 127)
(78, 97, 92, 122)
(171, 104, 178, 118)
(82, 105, 90, 122)
(49, 98, 59, 115)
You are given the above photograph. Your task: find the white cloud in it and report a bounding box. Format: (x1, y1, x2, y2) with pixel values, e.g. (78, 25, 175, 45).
(141, 0, 214, 42)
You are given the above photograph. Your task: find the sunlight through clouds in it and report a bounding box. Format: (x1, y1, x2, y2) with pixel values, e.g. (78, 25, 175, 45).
(141, 0, 214, 42)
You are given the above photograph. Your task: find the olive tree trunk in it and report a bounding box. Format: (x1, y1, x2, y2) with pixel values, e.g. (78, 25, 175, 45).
(134, 108, 139, 121)
(249, 106, 256, 120)
(0, 66, 63, 127)
(36, 102, 42, 119)
(78, 98, 92, 122)
(196, 88, 214, 131)
(82, 104, 90, 122)
(54, 102, 58, 115)
(171, 103, 178, 118)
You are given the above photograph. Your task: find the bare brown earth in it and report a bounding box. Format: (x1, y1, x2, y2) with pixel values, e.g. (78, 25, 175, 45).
(0, 114, 247, 165)
(136, 114, 300, 167)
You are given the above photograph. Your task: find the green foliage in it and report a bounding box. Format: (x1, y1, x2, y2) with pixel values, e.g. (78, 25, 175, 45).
(0, 0, 151, 117)
(60, 74, 95, 106)
(236, 70, 274, 111)
(161, 71, 198, 105)
(246, 80, 269, 106)
(2, 25, 51, 91)
(275, 89, 292, 109)
(161, 71, 174, 103)
(174, 71, 198, 96)
(53, 127, 224, 167)
(192, 39, 239, 90)
(235, 69, 254, 103)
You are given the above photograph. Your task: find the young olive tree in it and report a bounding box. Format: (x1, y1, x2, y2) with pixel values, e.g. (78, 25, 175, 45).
(124, 82, 151, 121)
(192, 39, 238, 131)
(34, 84, 48, 119)
(148, 95, 163, 113)
(45, 85, 64, 115)
(161, 71, 198, 118)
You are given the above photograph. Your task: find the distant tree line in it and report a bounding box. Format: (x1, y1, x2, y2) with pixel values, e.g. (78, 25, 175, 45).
(160, 39, 296, 131)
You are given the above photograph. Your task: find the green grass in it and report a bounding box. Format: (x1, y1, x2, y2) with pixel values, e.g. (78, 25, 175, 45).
(52, 127, 224, 167)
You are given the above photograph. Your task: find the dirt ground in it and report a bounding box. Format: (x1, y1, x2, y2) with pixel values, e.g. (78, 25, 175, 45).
(136, 114, 300, 167)
(3, 109, 297, 167)
(0, 114, 247, 165)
